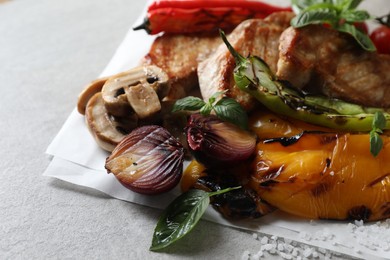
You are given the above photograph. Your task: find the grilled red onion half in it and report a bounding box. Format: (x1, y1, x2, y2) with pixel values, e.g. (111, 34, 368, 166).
(105, 125, 184, 195)
(186, 114, 256, 166)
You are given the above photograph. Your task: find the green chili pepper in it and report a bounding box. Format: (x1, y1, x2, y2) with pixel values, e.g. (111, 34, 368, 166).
(220, 30, 390, 132)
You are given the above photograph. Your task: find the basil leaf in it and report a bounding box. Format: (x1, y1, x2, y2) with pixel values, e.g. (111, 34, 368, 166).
(337, 23, 376, 51)
(209, 91, 225, 104)
(150, 189, 209, 251)
(341, 10, 371, 22)
(214, 98, 249, 129)
(369, 112, 386, 157)
(370, 131, 383, 157)
(291, 0, 322, 13)
(291, 8, 339, 27)
(373, 111, 386, 130)
(341, 0, 363, 11)
(172, 96, 205, 112)
(150, 187, 240, 251)
(200, 102, 213, 116)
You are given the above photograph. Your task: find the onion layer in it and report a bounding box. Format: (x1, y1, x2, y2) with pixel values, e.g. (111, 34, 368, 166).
(105, 125, 184, 195)
(186, 114, 256, 166)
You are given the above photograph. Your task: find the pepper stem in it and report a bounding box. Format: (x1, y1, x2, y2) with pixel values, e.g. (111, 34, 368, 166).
(219, 30, 246, 65)
(133, 18, 151, 34)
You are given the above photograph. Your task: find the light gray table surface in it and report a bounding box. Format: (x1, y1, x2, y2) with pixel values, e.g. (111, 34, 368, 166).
(1, 0, 275, 259)
(0, 0, 379, 259)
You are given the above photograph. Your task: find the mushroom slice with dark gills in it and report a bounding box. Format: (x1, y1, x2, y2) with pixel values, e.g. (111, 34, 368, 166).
(181, 160, 275, 219)
(248, 111, 390, 222)
(85, 92, 137, 152)
(101, 65, 170, 117)
(77, 76, 109, 115)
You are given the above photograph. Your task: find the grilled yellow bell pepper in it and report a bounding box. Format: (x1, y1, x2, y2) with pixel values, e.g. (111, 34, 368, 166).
(249, 112, 390, 221)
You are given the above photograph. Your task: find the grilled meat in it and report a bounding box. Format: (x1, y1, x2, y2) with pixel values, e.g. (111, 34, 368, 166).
(277, 25, 390, 108)
(142, 33, 222, 100)
(198, 12, 295, 111)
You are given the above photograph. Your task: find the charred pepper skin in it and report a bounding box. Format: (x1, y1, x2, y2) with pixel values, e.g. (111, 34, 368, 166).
(220, 31, 390, 132)
(134, 0, 291, 35)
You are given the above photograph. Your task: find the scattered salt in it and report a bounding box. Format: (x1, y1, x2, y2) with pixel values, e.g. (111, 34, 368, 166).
(279, 251, 293, 259)
(269, 248, 277, 255)
(260, 236, 268, 245)
(262, 243, 274, 251)
(241, 250, 250, 260)
(285, 244, 294, 253)
(303, 247, 312, 257)
(354, 219, 364, 227)
(277, 243, 285, 252)
(242, 218, 390, 259)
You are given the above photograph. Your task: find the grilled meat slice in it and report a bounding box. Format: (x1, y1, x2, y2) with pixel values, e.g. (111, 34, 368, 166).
(277, 25, 390, 108)
(142, 33, 222, 100)
(198, 12, 295, 111)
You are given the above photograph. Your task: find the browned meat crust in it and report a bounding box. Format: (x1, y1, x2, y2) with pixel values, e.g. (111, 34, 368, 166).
(198, 12, 295, 111)
(277, 25, 390, 108)
(141, 33, 222, 100)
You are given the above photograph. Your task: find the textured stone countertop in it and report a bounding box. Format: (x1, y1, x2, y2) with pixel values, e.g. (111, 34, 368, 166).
(1, 0, 387, 259)
(1, 1, 275, 258)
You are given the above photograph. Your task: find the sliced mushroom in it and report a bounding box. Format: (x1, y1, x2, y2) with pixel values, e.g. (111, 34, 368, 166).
(85, 92, 138, 152)
(77, 76, 109, 115)
(125, 83, 161, 119)
(101, 65, 170, 117)
(143, 65, 170, 99)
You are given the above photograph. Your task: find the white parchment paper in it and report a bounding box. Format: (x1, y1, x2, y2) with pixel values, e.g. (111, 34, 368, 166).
(44, 1, 390, 259)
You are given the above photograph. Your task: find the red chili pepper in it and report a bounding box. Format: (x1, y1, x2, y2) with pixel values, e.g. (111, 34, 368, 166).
(134, 0, 292, 34)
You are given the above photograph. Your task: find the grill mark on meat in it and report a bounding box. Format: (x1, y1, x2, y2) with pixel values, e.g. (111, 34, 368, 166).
(277, 25, 390, 108)
(141, 33, 222, 100)
(198, 12, 295, 111)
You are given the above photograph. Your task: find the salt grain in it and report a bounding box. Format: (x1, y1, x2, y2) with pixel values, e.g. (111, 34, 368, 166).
(260, 236, 268, 245)
(277, 243, 285, 252)
(241, 250, 250, 260)
(303, 248, 312, 257)
(292, 248, 299, 256)
(263, 243, 274, 251)
(280, 251, 293, 259)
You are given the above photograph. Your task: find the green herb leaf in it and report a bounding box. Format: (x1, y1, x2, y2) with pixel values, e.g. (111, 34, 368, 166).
(172, 96, 205, 112)
(150, 187, 240, 251)
(199, 102, 213, 116)
(341, 0, 363, 11)
(150, 189, 209, 251)
(369, 111, 386, 157)
(370, 131, 383, 157)
(290, 0, 376, 51)
(209, 91, 225, 104)
(172, 83, 248, 128)
(337, 23, 376, 51)
(373, 111, 386, 130)
(214, 98, 249, 130)
(291, 8, 339, 27)
(340, 10, 370, 22)
(291, 0, 326, 13)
